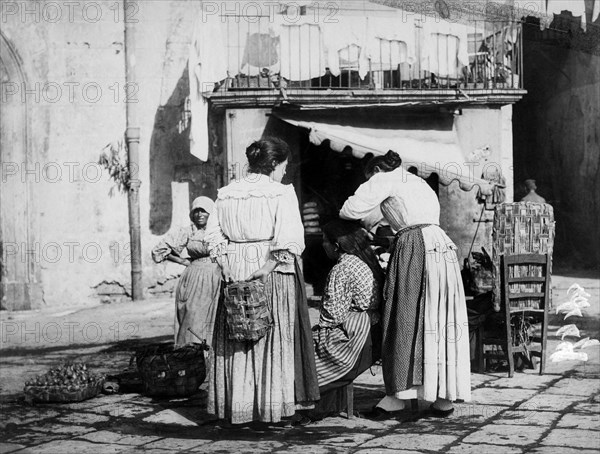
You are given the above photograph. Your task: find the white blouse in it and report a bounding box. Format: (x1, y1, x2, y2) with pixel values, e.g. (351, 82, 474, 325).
(205, 174, 305, 281)
(339, 167, 440, 232)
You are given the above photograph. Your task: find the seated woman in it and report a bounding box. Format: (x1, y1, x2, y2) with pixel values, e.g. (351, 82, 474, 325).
(309, 219, 384, 420)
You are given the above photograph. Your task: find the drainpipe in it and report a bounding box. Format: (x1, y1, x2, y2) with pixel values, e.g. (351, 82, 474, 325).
(124, 0, 143, 300)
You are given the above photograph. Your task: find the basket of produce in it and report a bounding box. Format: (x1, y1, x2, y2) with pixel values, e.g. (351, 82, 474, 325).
(24, 362, 105, 403)
(223, 279, 272, 342)
(135, 341, 209, 397)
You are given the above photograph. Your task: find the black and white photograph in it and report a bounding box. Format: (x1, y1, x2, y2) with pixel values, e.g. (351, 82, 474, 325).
(0, 0, 599, 453)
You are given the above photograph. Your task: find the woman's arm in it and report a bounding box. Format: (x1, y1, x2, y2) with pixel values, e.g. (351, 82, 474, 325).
(340, 172, 392, 221)
(205, 202, 231, 281)
(164, 253, 191, 267)
(318, 263, 351, 328)
(151, 226, 190, 265)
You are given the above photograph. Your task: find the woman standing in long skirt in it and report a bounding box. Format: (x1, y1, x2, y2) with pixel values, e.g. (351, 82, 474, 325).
(151, 197, 221, 346)
(340, 151, 471, 416)
(206, 138, 319, 425)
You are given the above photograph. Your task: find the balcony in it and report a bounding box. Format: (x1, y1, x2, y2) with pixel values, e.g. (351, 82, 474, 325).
(201, 10, 526, 108)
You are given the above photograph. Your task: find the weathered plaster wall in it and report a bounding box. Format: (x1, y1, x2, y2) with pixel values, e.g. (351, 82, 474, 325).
(445, 105, 514, 263)
(1, 0, 203, 307)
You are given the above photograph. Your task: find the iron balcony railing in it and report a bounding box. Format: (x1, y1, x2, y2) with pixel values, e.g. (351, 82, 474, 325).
(210, 15, 524, 96)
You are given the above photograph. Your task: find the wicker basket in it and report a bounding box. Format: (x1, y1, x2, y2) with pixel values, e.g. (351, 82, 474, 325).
(135, 343, 207, 397)
(223, 280, 273, 342)
(24, 378, 104, 403)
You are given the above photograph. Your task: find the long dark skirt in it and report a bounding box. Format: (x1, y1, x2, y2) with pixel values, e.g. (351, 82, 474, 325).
(382, 226, 426, 395)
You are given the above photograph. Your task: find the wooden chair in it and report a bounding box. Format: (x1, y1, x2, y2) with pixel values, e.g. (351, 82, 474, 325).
(478, 253, 550, 377)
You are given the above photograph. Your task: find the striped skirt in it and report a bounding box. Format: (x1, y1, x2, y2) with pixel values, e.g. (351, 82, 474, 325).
(313, 311, 371, 386)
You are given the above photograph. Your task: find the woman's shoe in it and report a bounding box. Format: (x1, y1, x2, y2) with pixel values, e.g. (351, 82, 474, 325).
(365, 406, 418, 422)
(429, 403, 455, 417)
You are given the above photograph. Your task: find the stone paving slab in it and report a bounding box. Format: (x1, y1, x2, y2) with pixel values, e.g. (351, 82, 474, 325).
(76, 430, 162, 446)
(0, 408, 60, 428)
(189, 440, 285, 453)
(142, 437, 212, 451)
(494, 410, 561, 426)
(20, 439, 129, 454)
(0, 443, 26, 454)
(516, 391, 588, 412)
(277, 447, 352, 454)
(127, 449, 181, 454)
(461, 423, 547, 446)
(28, 422, 96, 436)
(469, 387, 539, 407)
(446, 443, 524, 453)
(359, 433, 460, 451)
(483, 372, 558, 390)
(572, 401, 600, 413)
(557, 412, 600, 430)
(55, 411, 111, 425)
(85, 402, 157, 419)
(354, 450, 426, 454)
(540, 428, 600, 450)
(529, 448, 600, 454)
(545, 378, 600, 396)
(449, 402, 506, 424)
(3, 430, 67, 447)
(142, 409, 199, 426)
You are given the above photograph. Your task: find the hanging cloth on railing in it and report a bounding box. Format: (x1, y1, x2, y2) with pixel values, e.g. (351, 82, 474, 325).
(279, 20, 327, 81)
(365, 14, 416, 76)
(420, 20, 470, 79)
(189, 16, 229, 161)
(322, 16, 369, 79)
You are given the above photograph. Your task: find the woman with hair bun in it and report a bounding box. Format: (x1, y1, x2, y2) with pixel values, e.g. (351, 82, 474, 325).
(206, 137, 319, 425)
(340, 150, 471, 418)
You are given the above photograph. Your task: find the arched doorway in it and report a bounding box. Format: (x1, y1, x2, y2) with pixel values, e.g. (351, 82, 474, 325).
(0, 31, 42, 310)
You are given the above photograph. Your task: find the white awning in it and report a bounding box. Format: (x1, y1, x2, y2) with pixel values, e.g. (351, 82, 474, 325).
(275, 113, 495, 195)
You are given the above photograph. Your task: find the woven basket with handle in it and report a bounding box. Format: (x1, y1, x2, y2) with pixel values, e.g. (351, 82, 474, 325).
(135, 342, 207, 397)
(223, 279, 273, 342)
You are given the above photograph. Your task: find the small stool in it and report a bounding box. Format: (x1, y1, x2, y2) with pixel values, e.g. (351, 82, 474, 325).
(345, 383, 354, 419)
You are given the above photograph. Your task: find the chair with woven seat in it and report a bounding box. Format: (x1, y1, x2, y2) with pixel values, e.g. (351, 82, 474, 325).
(478, 253, 550, 377)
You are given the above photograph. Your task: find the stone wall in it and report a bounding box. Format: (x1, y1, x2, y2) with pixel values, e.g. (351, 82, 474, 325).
(1, 0, 204, 307)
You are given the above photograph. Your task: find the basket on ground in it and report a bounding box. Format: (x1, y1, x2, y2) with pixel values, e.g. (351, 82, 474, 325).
(24, 378, 104, 403)
(223, 279, 273, 342)
(135, 342, 207, 397)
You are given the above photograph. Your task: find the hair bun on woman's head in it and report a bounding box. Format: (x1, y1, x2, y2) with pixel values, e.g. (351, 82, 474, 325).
(384, 150, 402, 167)
(246, 141, 262, 161)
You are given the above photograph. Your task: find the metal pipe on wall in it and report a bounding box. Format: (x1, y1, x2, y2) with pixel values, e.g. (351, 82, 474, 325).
(123, 0, 143, 301)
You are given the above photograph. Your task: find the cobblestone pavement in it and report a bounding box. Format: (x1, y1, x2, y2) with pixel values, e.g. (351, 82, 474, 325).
(1, 274, 599, 454)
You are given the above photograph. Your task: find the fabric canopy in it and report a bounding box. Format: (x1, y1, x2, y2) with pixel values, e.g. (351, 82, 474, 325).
(275, 113, 495, 195)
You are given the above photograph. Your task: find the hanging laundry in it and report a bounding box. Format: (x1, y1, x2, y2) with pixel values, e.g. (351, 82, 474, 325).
(420, 19, 470, 79)
(241, 33, 280, 69)
(365, 14, 416, 83)
(189, 14, 229, 161)
(279, 19, 327, 82)
(220, 16, 279, 77)
(322, 16, 369, 79)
